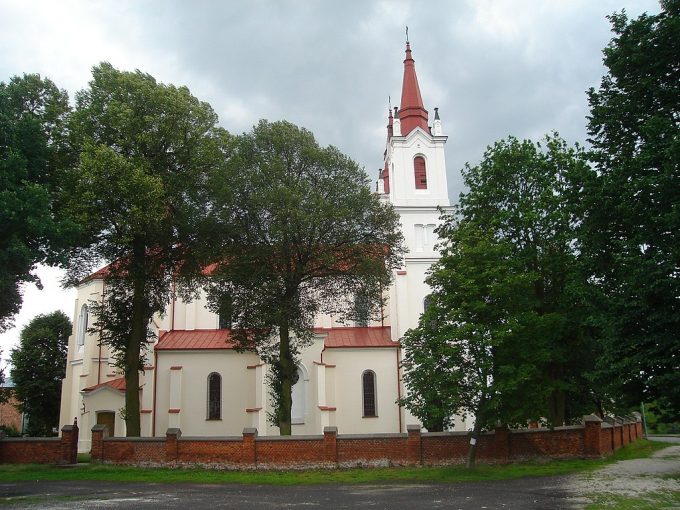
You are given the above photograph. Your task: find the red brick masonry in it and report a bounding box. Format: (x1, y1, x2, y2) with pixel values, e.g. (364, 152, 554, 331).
(0, 420, 79, 465)
(87, 414, 642, 469)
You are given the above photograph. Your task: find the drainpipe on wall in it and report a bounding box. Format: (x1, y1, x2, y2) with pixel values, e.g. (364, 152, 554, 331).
(152, 346, 158, 437)
(396, 346, 403, 433)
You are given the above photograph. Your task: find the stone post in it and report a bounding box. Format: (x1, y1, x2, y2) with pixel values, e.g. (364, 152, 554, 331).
(242, 428, 257, 466)
(323, 426, 338, 464)
(91, 424, 108, 462)
(406, 424, 422, 465)
(583, 414, 603, 457)
(60, 418, 79, 465)
(165, 428, 181, 462)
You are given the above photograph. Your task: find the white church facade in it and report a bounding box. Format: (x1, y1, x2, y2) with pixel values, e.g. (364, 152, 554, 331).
(59, 42, 459, 452)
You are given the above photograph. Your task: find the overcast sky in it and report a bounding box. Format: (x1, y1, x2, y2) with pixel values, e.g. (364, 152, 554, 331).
(0, 0, 662, 368)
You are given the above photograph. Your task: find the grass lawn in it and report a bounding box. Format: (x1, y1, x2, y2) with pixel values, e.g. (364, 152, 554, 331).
(0, 439, 672, 486)
(585, 491, 680, 509)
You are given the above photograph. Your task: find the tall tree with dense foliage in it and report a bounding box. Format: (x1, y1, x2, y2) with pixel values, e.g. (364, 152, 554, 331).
(9, 311, 71, 436)
(0, 74, 71, 332)
(581, 1, 680, 412)
(62, 63, 230, 436)
(401, 134, 598, 465)
(459, 135, 599, 427)
(400, 222, 524, 436)
(205, 120, 404, 435)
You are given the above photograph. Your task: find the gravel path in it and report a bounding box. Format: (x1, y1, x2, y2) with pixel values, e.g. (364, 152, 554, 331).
(567, 444, 680, 505)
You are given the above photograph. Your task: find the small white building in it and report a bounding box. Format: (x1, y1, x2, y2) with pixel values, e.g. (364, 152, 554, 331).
(59, 41, 459, 452)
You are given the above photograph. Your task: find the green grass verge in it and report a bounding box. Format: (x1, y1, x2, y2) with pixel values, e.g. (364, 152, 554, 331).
(585, 490, 680, 509)
(0, 439, 671, 486)
(76, 453, 91, 463)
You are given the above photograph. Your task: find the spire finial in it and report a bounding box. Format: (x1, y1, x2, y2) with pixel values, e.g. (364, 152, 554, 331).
(406, 25, 409, 44)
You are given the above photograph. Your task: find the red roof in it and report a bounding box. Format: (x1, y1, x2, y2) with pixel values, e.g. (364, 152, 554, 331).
(398, 42, 429, 136)
(79, 264, 111, 284)
(319, 326, 397, 349)
(82, 377, 126, 393)
(155, 329, 238, 350)
(154, 326, 397, 351)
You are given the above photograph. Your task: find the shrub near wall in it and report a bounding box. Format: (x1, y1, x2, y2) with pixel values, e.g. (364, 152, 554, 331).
(89, 415, 642, 470)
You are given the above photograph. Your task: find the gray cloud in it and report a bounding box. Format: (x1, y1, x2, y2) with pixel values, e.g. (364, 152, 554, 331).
(0, 0, 662, 358)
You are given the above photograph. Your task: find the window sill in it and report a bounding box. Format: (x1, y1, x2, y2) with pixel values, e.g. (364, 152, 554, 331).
(362, 415, 378, 418)
(206, 418, 222, 421)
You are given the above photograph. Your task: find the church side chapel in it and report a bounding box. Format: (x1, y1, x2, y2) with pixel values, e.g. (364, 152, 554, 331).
(59, 41, 461, 452)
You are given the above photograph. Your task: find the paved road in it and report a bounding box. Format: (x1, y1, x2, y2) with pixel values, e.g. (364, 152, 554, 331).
(647, 435, 680, 443)
(1, 477, 581, 509)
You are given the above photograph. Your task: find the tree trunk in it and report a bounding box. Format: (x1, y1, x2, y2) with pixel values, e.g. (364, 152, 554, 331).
(466, 419, 483, 469)
(125, 240, 145, 437)
(278, 320, 294, 436)
(547, 387, 566, 427)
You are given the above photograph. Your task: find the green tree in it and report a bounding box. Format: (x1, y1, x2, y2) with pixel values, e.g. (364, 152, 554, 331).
(62, 63, 229, 436)
(0, 74, 71, 332)
(582, 1, 680, 411)
(400, 223, 524, 440)
(9, 311, 71, 436)
(401, 134, 599, 466)
(458, 134, 596, 427)
(205, 120, 404, 435)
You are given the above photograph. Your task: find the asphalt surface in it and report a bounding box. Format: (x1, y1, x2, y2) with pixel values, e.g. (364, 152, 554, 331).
(0, 477, 583, 509)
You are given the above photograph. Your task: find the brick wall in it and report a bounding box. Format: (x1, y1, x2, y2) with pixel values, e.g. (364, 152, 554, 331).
(0, 421, 79, 464)
(88, 415, 642, 469)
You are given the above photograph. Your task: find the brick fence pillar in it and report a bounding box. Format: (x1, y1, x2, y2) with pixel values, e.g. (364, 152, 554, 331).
(323, 426, 338, 464)
(60, 418, 79, 465)
(91, 424, 108, 462)
(165, 428, 181, 462)
(494, 425, 510, 462)
(406, 424, 422, 465)
(242, 428, 257, 466)
(583, 414, 603, 456)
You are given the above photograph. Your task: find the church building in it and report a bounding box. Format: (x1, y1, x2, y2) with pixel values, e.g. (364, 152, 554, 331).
(59, 41, 458, 452)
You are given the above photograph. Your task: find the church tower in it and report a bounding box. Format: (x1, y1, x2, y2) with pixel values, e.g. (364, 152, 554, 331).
(378, 40, 450, 342)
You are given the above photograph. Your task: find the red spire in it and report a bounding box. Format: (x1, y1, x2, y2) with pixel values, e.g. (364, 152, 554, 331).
(398, 42, 429, 136)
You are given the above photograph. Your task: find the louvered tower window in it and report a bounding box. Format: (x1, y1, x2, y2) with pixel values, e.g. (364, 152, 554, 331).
(414, 156, 427, 189)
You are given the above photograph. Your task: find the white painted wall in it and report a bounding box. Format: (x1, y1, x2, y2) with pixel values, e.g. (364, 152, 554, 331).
(323, 348, 402, 434)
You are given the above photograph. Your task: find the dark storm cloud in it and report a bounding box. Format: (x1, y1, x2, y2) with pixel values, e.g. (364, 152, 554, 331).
(0, 0, 663, 202)
(124, 0, 660, 202)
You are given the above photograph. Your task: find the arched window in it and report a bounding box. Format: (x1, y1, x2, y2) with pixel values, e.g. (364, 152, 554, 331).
(414, 156, 427, 189)
(218, 295, 233, 329)
(207, 372, 221, 420)
(291, 365, 307, 424)
(423, 295, 432, 314)
(354, 291, 370, 327)
(362, 370, 377, 417)
(77, 304, 88, 348)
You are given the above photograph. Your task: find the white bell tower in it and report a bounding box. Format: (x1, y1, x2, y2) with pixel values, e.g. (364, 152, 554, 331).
(377, 41, 451, 342)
